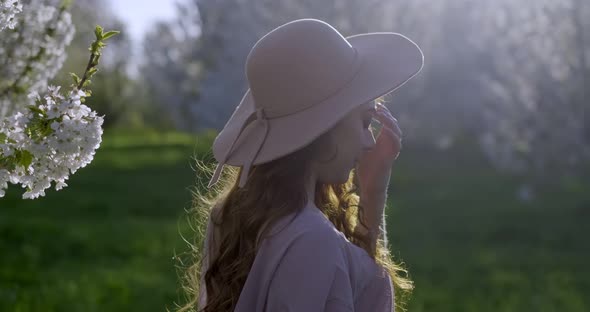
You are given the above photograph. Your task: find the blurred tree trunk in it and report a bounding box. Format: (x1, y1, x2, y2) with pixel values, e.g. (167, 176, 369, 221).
(571, 0, 589, 147)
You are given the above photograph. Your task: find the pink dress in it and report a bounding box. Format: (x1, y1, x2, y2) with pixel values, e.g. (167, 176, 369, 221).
(198, 202, 394, 311)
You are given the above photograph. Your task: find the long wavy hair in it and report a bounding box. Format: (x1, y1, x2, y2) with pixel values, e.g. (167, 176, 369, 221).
(175, 102, 413, 312)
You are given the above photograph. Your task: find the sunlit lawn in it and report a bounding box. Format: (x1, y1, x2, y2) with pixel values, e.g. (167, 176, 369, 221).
(0, 129, 588, 311)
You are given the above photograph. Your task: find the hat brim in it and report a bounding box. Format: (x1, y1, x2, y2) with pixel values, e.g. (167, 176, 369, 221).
(212, 32, 424, 167)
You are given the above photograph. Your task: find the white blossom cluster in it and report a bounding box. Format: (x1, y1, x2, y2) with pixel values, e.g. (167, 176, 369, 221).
(0, 0, 22, 31)
(0, 0, 75, 120)
(0, 86, 104, 199)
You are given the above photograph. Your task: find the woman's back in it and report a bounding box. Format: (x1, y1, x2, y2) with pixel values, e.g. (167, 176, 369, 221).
(199, 202, 393, 311)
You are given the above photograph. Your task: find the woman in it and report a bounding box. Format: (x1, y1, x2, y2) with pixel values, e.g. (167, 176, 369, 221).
(178, 18, 424, 312)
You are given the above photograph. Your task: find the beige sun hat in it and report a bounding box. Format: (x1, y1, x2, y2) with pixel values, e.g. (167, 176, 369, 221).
(207, 18, 424, 189)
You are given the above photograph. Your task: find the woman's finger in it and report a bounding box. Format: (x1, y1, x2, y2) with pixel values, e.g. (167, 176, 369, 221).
(379, 124, 402, 146)
(374, 109, 402, 138)
(379, 126, 402, 158)
(377, 104, 401, 126)
(383, 111, 402, 138)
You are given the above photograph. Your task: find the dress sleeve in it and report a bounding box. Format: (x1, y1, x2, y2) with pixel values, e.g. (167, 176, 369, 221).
(266, 229, 355, 312)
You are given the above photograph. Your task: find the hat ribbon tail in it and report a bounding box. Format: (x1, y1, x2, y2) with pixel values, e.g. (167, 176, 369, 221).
(208, 107, 269, 188)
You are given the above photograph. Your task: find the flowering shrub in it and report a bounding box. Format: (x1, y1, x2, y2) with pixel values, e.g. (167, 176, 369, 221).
(0, 0, 119, 199)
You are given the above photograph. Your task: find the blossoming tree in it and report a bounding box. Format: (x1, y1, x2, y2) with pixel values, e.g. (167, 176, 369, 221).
(0, 0, 118, 199)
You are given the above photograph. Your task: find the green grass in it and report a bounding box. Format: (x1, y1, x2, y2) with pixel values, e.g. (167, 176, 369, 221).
(389, 142, 590, 312)
(0, 129, 214, 312)
(0, 130, 588, 311)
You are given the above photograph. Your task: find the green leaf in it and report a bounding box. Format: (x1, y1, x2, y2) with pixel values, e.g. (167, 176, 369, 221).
(16, 149, 33, 169)
(94, 25, 104, 40)
(70, 72, 81, 86)
(102, 30, 120, 40)
(87, 67, 98, 77)
(0, 132, 6, 143)
(94, 53, 102, 64)
(27, 105, 45, 116)
(22, 150, 33, 168)
(0, 154, 16, 171)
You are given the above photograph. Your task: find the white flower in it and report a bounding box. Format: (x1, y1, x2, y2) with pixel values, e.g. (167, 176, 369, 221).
(0, 0, 22, 31)
(0, 0, 75, 120)
(27, 90, 40, 101)
(0, 85, 104, 199)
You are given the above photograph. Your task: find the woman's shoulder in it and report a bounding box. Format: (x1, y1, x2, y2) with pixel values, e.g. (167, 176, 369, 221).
(264, 205, 346, 252)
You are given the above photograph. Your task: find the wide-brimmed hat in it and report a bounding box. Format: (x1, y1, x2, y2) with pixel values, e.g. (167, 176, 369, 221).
(207, 18, 424, 189)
